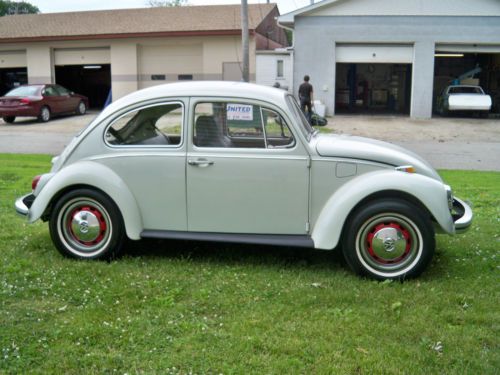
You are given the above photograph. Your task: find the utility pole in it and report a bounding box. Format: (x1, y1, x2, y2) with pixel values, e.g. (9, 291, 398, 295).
(241, 0, 249, 82)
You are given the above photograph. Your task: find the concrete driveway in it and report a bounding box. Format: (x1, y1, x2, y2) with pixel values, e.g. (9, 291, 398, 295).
(0, 112, 499, 171)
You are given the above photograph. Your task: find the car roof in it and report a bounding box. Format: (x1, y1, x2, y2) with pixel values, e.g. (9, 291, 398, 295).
(98, 81, 289, 121)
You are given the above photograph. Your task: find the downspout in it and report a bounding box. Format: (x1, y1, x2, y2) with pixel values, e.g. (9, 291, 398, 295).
(276, 17, 295, 93)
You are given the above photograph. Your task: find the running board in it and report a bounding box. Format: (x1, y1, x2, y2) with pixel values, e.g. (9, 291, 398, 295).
(141, 230, 314, 248)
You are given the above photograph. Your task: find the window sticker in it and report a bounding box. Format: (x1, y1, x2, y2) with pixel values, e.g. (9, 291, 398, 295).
(226, 104, 253, 121)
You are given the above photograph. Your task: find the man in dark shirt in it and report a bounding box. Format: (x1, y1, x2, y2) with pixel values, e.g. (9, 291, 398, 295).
(298, 75, 314, 122)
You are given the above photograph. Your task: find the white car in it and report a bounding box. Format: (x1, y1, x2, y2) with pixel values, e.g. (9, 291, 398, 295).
(15, 81, 472, 280)
(438, 85, 492, 114)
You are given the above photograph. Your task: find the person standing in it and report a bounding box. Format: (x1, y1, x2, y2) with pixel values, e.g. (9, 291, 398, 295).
(298, 75, 314, 122)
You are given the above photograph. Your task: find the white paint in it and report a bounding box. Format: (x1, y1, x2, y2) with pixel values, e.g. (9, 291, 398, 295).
(336, 44, 413, 64)
(54, 48, 110, 65)
(256, 51, 293, 91)
(0, 50, 26, 68)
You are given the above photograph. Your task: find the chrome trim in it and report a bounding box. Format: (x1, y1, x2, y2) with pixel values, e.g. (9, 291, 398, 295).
(453, 197, 473, 233)
(15, 194, 32, 217)
(395, 165, 414, 172)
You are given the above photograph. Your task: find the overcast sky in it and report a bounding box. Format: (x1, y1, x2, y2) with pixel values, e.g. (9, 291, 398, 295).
(27, 0, 313, 15)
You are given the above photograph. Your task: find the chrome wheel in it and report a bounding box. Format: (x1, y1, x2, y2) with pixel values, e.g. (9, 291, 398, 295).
(57, 197, 113, 257)
(356, 213, 422, 278)
(77, 101, 86, 115)
(40, 107, 50, 122)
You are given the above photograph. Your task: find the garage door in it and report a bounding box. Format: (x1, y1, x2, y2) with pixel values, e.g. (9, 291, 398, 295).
(336, 44, 413, 64)
(0, 50, 27, 68)
(54, 48, 110, 65)
(139, 44, 202, 79)
(436, 44, 500, 54)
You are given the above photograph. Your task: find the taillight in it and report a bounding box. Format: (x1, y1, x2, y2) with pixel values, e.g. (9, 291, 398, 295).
(20, 98, 31, 104)
(32, 175, 41, 191)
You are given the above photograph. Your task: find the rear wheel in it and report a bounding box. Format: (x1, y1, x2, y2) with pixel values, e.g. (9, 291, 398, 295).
(38, 106, 51, 122)
(76, 101, 86, 115)
(342, 199, 435, 280)
(3, 116, 15, 123)
(49, 189, 125, 260)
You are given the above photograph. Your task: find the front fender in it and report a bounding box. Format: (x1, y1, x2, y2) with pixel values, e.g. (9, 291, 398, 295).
(29, 161, 143, 240)
(312, 170, 453, 250)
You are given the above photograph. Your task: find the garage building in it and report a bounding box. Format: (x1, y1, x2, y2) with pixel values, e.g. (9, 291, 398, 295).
(0, 4, 287, 108)
(278, 0, 500, 119)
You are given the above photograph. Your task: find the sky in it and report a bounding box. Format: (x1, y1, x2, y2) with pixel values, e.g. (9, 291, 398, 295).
(27, 0, 314, 15)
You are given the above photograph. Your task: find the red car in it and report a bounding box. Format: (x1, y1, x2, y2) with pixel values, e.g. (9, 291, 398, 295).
(0, 84, 89, 123)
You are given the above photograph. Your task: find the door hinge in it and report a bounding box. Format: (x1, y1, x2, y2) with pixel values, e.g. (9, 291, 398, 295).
(305, 221, 310, 233)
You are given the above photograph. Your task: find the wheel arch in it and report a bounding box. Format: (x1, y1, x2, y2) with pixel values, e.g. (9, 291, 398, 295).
(29, 161, 143, 240)
(311, 170, 454, 250)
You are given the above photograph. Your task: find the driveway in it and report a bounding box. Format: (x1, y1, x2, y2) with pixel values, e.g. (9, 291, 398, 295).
(0, 112, 499, 171)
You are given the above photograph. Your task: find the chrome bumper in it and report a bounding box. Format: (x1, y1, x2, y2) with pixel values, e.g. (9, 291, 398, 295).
(452, 197, 473, 233)
(15, 193, 35, 217)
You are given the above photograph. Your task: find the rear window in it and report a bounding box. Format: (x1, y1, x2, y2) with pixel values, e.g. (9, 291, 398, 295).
(448, 86, 483, 94)
(5, 86, 40, 97)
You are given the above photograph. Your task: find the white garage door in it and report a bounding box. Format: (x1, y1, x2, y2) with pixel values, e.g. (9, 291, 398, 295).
(435, 44, 500, 54)
(336, 44, 413, 64)
(54, 48, 110, 65)
(0, 50, 27, 68)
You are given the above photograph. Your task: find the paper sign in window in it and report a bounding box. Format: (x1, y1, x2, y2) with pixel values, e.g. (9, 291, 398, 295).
(226, 104, 253, 121)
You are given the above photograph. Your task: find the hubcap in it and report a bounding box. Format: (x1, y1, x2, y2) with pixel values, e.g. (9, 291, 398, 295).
(42, 108, 49, 121)
(356, 213, 422, 276)
(58, 197, 112, 256)
(69, 207, 106, 244)
(78, 102, 86, 114)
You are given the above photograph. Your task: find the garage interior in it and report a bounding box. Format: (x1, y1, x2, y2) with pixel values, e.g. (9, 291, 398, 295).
(0, 68, 27, 96)
(335, 63, 412, 115)
(55, 64, 111, 109)
(434, 50, 500, 117)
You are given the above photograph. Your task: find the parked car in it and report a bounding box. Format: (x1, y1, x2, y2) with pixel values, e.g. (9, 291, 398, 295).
(0, 84, 88, 123)
(437, 85, 492, 116)
(15, 81, 472, 280)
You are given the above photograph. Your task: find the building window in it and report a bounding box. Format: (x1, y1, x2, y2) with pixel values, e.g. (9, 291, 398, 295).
(178, 74, 193, 81)
(276, 60, 284, 79)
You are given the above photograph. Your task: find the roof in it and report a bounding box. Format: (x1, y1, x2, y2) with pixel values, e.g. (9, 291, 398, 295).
(279, 0, 500, 27)
(0, 3, 276, 42)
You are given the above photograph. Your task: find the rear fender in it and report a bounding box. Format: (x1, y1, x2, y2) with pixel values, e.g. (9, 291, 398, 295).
(312, 170, 453, 250)
(29, 161, 143, 240)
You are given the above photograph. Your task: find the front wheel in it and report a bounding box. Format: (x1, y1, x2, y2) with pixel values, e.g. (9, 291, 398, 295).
(3, 116, 15, 123)
(342, 199, 435, 280)
(49, 189, 125, 260)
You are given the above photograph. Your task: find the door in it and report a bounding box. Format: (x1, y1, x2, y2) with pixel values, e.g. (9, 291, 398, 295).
(54, 84, 78, 112)
(186, 99, 310, 235)
(42, 85, 66, 114)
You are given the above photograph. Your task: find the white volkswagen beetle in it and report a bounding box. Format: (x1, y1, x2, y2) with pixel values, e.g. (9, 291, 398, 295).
(15, 82, 472, 280)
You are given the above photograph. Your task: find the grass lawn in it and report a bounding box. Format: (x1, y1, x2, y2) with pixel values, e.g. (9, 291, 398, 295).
(0, 154, 498, 374)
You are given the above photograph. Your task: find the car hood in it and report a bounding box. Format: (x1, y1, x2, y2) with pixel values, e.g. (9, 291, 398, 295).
(314, 134, 442, 181)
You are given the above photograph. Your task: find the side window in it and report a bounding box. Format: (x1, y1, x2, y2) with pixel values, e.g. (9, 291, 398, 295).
(262, 108, 295, 148)
(55, 85, 70, 95)
(43, 86, 58, 97)
(106, 103, 183, 146)
(193, 101, 294, 149)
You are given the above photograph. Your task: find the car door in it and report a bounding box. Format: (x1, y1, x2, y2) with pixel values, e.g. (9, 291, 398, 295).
(54, 85, 77, 112)
(42, 85, 66, 114)
(186, 98, 310, 235)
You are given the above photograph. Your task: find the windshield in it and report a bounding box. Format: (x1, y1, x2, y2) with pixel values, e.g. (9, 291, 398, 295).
(286, 95, 316, 141)
(5, 86, 41, 97)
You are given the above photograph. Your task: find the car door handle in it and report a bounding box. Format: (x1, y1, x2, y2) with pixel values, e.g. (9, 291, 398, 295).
(188, 158, 214, 167)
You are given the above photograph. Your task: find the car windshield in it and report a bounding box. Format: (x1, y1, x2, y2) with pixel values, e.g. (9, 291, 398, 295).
(5, 86, 40, 97)
(286, 94, 317, 141)
(449, 86, 483, 94)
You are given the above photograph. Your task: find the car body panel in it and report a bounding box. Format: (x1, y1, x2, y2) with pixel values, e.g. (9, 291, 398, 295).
(439, 85, 492, 112)
(311, 169, 453, 250)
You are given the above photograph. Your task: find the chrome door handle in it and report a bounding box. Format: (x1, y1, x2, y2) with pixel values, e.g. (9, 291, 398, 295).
(188, 158, 214, 167)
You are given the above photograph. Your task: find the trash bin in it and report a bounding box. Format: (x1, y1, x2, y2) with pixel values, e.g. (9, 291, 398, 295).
(313, 100, 326, 117)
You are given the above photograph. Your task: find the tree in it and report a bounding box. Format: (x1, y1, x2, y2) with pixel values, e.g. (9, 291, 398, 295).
(147, 0, 188, 7)
(0, 0, 40, 16)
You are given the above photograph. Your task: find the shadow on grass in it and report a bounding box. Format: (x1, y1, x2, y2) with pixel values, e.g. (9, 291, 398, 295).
(122, 238, 345, 272)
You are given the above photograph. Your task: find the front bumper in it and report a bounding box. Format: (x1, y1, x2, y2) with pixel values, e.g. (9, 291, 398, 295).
(452, 197, 473, 233)
(15, 193, 35, 217)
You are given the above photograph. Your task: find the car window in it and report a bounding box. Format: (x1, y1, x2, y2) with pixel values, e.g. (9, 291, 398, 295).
(193, 101, 294, 149)
(5, 86, 40, 97)
(43, 86, 59, 97)
(55, 85, 71, 95)
(106, 103, 183, 146)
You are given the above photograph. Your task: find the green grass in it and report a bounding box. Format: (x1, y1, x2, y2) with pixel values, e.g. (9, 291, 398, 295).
(1, 154, 499, 374)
